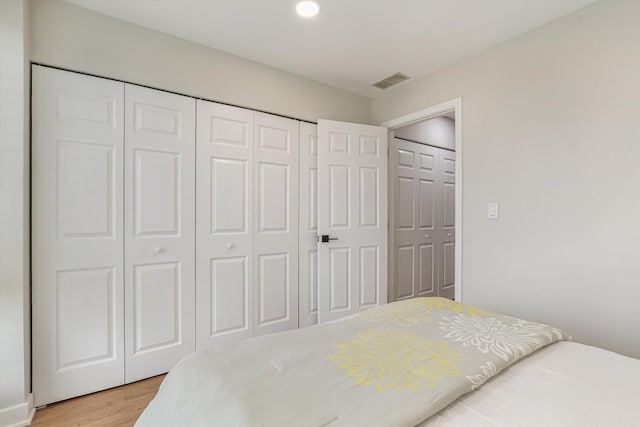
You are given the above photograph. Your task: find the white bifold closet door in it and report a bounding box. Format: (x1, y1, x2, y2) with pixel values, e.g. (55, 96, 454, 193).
(123, 84, 196, 382)
(253, 112, 299, 335)
(437, 149, 456, 300)
(390, 137, 456, 301)
(298, 122, 319, 327)
(317, 120, 388, 323)
(33, 66, 197, 404)
(32, 66, 125, 406)
(196, 101, 254, 348)
(390, 138, 439, 300)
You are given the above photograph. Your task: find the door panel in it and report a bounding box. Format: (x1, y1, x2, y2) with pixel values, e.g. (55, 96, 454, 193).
(397, 176, 414, 229)
(56, 267, 116, 370)
(258, 253, 289, 325)
(329, 247, 350, 311)
(253, 112, 299, 335)
(196, 101, 253, 348)
(299, 122, 319, 327)
(32, 66, 125, 406)
(418, 244, 435, 295)
(124, 84, 195, 382)
(259, 163, 289, 231)
(318, 120, 388, 323)
(57, 141, 115, 238)
(359, 246, 379, 307)
(419, 179, 435, 228)
(133, 149, 180, 236)
(329, 166, 350, 227)
(209, 257, 248, 335)
(133, 262, 181, 353)
(359, 168, 379, 228)
(210, 159, 247, 233)
(396, 245, 414, 299)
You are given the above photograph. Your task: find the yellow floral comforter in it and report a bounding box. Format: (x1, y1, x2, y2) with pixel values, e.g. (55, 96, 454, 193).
(136, 298, 568, 427)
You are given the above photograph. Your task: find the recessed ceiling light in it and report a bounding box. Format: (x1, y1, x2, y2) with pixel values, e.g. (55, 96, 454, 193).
(296, 1, 320, 18)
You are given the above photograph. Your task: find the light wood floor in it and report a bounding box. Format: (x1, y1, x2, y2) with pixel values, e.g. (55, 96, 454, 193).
(31, 375, 165, 427)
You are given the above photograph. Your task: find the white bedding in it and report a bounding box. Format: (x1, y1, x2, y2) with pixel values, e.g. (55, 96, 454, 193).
(421, 341, 640, 427)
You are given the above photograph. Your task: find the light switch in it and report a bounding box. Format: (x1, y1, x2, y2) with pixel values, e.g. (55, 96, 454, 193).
(488, 202, 500, 220)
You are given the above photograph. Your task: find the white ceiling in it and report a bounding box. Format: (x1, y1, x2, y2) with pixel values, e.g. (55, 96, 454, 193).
(63, 0, 595, 98)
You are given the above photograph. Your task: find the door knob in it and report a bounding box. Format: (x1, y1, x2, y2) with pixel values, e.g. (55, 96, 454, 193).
(227, 243, 235, 250)
(319, 235, 339, 243)
(448, 233, 453, 237)
(154, 246, 165, 254)
(425, 234, 430, 239)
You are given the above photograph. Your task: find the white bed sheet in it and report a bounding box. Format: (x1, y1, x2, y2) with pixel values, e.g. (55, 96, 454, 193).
(420, 341, 640, 427)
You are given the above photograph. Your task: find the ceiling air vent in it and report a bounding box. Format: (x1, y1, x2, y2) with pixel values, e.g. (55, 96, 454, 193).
(371, 72, 410, 90)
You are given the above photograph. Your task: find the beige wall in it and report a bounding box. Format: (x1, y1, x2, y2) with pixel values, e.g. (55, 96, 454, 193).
(394, 117, 455, 151)
(29, 0, 371, 124)
(373, 0, 640, 358)
(0, 0, 32, 425)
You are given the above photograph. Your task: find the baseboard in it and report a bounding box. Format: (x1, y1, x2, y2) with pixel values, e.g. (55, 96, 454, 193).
(0, 394, 35, 427)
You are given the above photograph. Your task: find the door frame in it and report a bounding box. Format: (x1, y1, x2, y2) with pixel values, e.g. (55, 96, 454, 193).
(381, 97, 463, 302)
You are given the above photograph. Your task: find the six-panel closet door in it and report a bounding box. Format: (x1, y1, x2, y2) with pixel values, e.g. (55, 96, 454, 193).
(389, 137, 456, 302)
(33, 65, 306, 405)
(124, 85, 196, 382)
(390, 138, 439, 301)
(253, 112, 299, 336)
(437, 149, 456, 299)
(196, 101, 254, 348)
(32, 66, 125, 406)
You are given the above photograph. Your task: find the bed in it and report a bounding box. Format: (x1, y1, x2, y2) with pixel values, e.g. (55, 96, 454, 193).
(136, 298, 640, 426)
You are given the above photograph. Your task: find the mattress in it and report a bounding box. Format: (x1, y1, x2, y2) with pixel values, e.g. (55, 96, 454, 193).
(421, 341, 640, 427)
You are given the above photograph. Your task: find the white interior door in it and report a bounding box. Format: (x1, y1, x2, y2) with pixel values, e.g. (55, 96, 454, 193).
(253, 112, 299, 335)
(124, 84, 195, 382)
(196, 100, 253, 348)
(298, 122, 319, 327)
(32, 66, 125, 406)
(390, 138, 438, 301)
(437, 149, 456, 299)
(317, 120, 388, 323)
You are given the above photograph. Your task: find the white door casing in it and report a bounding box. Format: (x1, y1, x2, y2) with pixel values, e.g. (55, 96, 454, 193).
(123, 84, 196, 382)
(317, 120, 388, 323)
(381, 99, 462, 302)
(390, 138, 439, 301)
(253, 112, 299, 335)
(298, 122, 319, 327)
(196, 100, 254, 348)
(32, 66, 125, 406)
(437, 149, 456, 299)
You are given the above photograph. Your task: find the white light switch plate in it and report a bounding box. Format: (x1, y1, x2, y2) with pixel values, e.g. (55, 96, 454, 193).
(488, 202, 500, 220)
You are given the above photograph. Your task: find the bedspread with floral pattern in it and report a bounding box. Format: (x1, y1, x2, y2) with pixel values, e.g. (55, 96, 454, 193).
(137, 298, 568, 427)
